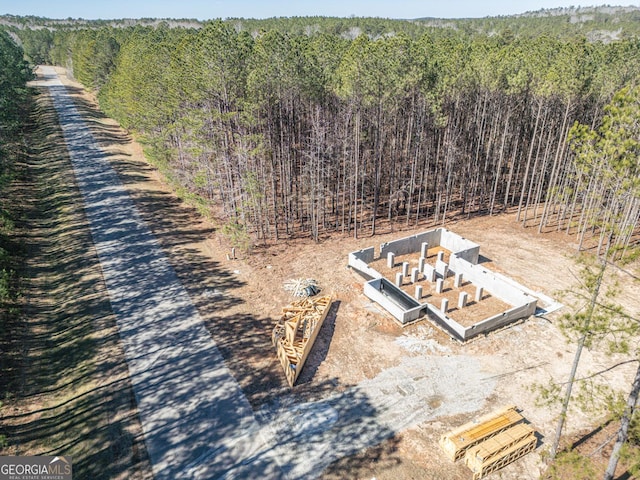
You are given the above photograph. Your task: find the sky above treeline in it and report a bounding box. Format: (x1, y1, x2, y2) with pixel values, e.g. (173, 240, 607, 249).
(0, 0, 629, 21)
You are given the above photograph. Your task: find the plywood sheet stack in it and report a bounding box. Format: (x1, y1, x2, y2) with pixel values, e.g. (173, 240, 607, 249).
(439, 405, 537, 479)
(271, 295, 332, 387)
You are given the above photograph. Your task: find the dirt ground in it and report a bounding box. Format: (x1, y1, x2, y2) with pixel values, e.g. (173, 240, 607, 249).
(53, 67, 640, 479)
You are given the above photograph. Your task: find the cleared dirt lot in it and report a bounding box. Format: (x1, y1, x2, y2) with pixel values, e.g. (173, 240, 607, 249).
(55, 67, 640, 479)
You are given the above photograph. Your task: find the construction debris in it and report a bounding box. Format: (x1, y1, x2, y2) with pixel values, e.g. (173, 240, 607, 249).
(439, 405, 538, 479)
(283, 278, 321, 298)
(271, 295, 332, 387)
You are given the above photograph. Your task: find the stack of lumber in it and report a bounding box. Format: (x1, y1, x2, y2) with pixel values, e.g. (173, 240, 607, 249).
(464, 423, 537, 480)
(271, 295, 332, 387)
(439, 405, 523, 461)
(439, 405, 537, 479)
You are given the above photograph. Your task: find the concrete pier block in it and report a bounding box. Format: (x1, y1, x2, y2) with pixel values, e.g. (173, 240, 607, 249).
(421, 242, 429, 258)
(437, 251, 444, 262)
(441, 298, 449, 313)
(458, 291, 468, 309)
(402, 262, 410, 277)
(424, 265, 436, 282)
(387, 252, 395, 269)
(395, 272, 404, 287)
(475, 286, 484, 302)
(415, 285, 423, 300)
(419, 256, 426, 272)
(454, 272, 463, 288)
(411, 267, 420, 284)
(435, 260, 449, 279)
(435, 278, 444, 294)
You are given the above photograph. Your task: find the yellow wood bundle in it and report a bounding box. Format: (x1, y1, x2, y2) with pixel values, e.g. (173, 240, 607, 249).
(465, 429, 537, 480)
(439, 405, 522, 461)
(464, 423, 535, 471)
(272, 295, 333, 387)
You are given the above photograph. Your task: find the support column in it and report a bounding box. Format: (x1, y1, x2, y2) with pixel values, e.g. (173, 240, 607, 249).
(458, 291, 468, 309)
(415, 285, 423, 300)
(395, 273, 404, 287)
(441, 298, 449, 313)
(454, 272, 463, 288)
(435, 278, 444, 294)
(475, 286, 484, 302)
(424, 265, 436, 282)
(411, 267, 420, 284)
(419, 256, 426, 272)
(387, 252, 395, 269)
(402, 262, 410, 277)
(437, 251, 444, 262)
(421, 242, 429, 258)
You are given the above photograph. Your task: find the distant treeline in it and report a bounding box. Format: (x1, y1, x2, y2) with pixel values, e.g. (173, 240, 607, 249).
(7, 15, 640, 252)
(0, 30, 32, 303)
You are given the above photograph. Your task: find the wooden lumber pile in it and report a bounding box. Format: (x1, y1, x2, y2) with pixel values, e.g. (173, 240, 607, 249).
(439, 405, 537, 479)
(464, 424, 537, 480)
(271, 295, 332, 387)
(439, 405, 523, 461)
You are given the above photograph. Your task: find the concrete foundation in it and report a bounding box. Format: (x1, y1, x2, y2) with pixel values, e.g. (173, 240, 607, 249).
(349, 227, 540, 341)
(364, 278, 424, 325)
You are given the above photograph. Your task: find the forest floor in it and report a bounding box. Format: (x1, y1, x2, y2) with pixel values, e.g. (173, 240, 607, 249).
(31, 67, 640, 479)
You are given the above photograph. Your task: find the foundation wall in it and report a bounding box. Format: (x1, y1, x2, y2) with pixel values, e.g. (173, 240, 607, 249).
(348, 247, 382, 280)
(449, 256, 537, 307)
(425, 304, 466, 341)
(440, 229, 480, 264)
(466, 302, 537, 338)
(364, 278, 424, 324)
(380, 230, 441, 258)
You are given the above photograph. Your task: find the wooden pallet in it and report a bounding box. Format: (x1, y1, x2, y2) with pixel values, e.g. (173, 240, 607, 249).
(271, 295, 332, 387)
(464, 424, 537, 480)
(439, 405, 523, 461)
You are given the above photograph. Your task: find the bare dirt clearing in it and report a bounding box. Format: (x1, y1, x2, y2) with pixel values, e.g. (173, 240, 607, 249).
(55, 67, 640, 479)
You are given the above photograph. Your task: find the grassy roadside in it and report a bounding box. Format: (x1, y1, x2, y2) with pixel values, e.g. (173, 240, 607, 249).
(0, 86, 152, 479)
